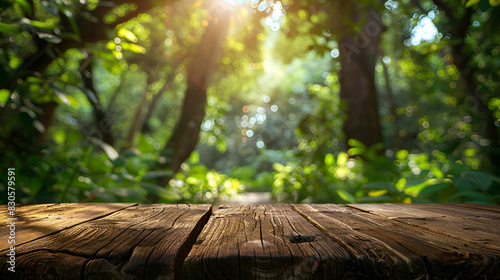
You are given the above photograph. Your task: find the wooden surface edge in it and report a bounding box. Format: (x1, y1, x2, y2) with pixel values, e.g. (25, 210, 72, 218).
(0, 203, 138, 252)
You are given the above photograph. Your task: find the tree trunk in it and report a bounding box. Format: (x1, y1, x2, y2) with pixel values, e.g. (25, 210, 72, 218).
(381, 56, 399, 147)
(339, 9, 384, 149)
(81, 56, 115, 146)
(152, 10, 231, 198)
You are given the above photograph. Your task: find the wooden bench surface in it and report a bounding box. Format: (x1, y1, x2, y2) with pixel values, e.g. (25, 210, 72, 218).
(1, 203, 499, 279)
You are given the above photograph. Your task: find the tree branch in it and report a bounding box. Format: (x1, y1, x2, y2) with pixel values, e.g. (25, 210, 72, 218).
(432, 0, 457, 22)
(410, 0, 427, 14)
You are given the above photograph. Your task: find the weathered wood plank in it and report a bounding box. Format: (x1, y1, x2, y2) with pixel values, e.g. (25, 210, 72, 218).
(2, 203, 499, 279)
(292, 204, 428, 279)
(0, 204, 212, 280)
(347, 203, 500, 249)
(184, 204, 351, 280)
(410, 203, 500, 226)
(297, 204, 500, 279)
(0, 203, 55, 215)
(0, 203, 135, 251)
(458, 203, 500, 213)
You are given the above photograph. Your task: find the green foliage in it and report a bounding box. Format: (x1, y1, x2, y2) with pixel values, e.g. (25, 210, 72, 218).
(172, 159, 244, 203)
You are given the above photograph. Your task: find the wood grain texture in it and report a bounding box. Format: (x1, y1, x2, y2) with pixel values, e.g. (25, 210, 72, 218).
(410, 203, 500, 226)
(0, 203, 135, 251)
(296, 204, 500, 279)
(2, 203, 499, 279)
(184, 204, 351, 280)
(0, 204, 212, 280)
(347, 203, 500, 249)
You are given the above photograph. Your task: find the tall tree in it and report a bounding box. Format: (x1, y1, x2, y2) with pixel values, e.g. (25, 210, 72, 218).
(80, 54, 115, 146)
(287, 1, 385, 149)
(338, 7, 384, 149)
(154, 8, 231, 195)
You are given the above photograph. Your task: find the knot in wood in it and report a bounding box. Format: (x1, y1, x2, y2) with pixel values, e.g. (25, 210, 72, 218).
(287, 235, 316, 244)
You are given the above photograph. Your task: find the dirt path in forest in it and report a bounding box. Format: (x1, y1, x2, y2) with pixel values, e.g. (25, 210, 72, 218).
(214, 192, 273, 207)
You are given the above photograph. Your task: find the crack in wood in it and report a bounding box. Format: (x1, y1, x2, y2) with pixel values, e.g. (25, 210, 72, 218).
(174, 204, 212, 280)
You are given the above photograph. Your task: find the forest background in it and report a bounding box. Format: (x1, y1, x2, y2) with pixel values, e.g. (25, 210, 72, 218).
(1, 0, 499, 206)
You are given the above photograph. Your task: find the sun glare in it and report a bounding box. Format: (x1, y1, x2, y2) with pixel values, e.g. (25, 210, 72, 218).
(219, 0, 288, 31)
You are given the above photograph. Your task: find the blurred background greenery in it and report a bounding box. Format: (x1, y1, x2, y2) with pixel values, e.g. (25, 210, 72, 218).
(1, 0, 499, 205)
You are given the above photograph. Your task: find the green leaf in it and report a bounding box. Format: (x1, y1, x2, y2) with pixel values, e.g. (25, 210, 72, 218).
(490, 0, 500, 6)
(141, 170, 173, 180)
(14, 0, 32, 16)
(76, 85, 99, 106)
(324, 153, 334, 166)
(140, 182, 181, 201)
(48, 82, 70, 105)
(0, 22, 20, 34)
(419, 183, 450, 195)
(122, 149, 141, 158)
(465, 0, 480, 7)
(430, 167, 444, 179)
(446, 191, 493, 203)
(347, 147, 364, 157)
(367, 190, 388, 197)
(273, 162, 286, 172)
(402, 180, 429, 195)
(0, 89, 10, 103)
(395, 178, 406, 191)
(26, 76, 45, 83)
(337, 152, 348, 166)
(189, 151, 200, 164)
(337, 189, 356, 203)
(112, 156, 126, 168)
(59, 32, 81, 41)
(121, 42, 146, 54)
(347, 138, 366, 149)
(395, 150, 409, 160)
(362, 182, 397, 192)
(25, 19, 58, 29)
(358, 195, 394, 203)
(118, 28, 138, 43)
(37, 33, 62, 44)
(456, 171, 492, 192)
(89, 137, 119, 161)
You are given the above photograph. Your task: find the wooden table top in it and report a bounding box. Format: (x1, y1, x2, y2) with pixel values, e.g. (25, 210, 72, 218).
(1, 203, 499, 279)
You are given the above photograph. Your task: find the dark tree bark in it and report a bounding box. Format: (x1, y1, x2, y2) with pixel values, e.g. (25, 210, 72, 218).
(338, 9, 384, 149)
(381, 56, 399, 147)
(152, 10, 231, 198)
(80, 55, 115, 146)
